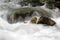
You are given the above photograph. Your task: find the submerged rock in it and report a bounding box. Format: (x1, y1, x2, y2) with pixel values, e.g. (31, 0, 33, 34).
(31, 16, 56, 26)
(37, 16, 56, 26)
(35, 7, 53, 17)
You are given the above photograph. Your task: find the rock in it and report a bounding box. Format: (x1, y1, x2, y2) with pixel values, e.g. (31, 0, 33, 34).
(30, 16, 56, 26)
(31, 17, 37, 23)
(35, 7, 53, 17)
(55, 1, 60, 9)
(37, 16, 56, 26)
(9, 7, 35, 23)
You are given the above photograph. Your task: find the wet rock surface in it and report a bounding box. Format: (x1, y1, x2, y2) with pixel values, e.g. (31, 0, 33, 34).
(31, 16, 56, 26)
(7, 7, 54, 24)
(7, 7, 35, 23)
(37, 16, 56, 26)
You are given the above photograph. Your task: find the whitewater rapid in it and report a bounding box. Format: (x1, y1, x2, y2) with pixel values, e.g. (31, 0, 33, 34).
(0, 16, 60, 40)
(0, 1, 60, 40)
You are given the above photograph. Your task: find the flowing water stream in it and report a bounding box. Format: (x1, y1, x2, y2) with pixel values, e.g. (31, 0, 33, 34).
(0, 0, 60, 40)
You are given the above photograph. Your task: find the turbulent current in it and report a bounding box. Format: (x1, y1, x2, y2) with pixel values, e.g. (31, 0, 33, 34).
(0, 0, 60, 40)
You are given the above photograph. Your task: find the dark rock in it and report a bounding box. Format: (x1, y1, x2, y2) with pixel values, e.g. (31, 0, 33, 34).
(30, 0, 44, 6)
(19, 1, 29, 6)
(55, 1, 60, 9)
(37, 16, 56, 26)
(46, 0, 55, 3)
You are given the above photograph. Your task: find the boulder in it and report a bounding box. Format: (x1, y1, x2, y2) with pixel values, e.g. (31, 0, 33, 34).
(55, 1, 60, 9)
(31, 16, 56, 26)
(35, 7, 53, 17)
(37, 16, 56, 26)
(9, 7, 35, 23)
(18, 1, 29, 6)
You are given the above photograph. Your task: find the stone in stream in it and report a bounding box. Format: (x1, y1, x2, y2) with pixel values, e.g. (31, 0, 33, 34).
(37, 16, 56, 26)
(31, 16, 56, 26)
(7, 7, 54, 24)
(8, 7, 35, 23)
(35, 7, 53, 18)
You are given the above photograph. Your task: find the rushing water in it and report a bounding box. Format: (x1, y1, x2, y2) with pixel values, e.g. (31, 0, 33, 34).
(0, 0, 60, 40)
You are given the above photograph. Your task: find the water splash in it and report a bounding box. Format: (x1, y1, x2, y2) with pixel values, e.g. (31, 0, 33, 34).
(0, 1, 60, 40)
